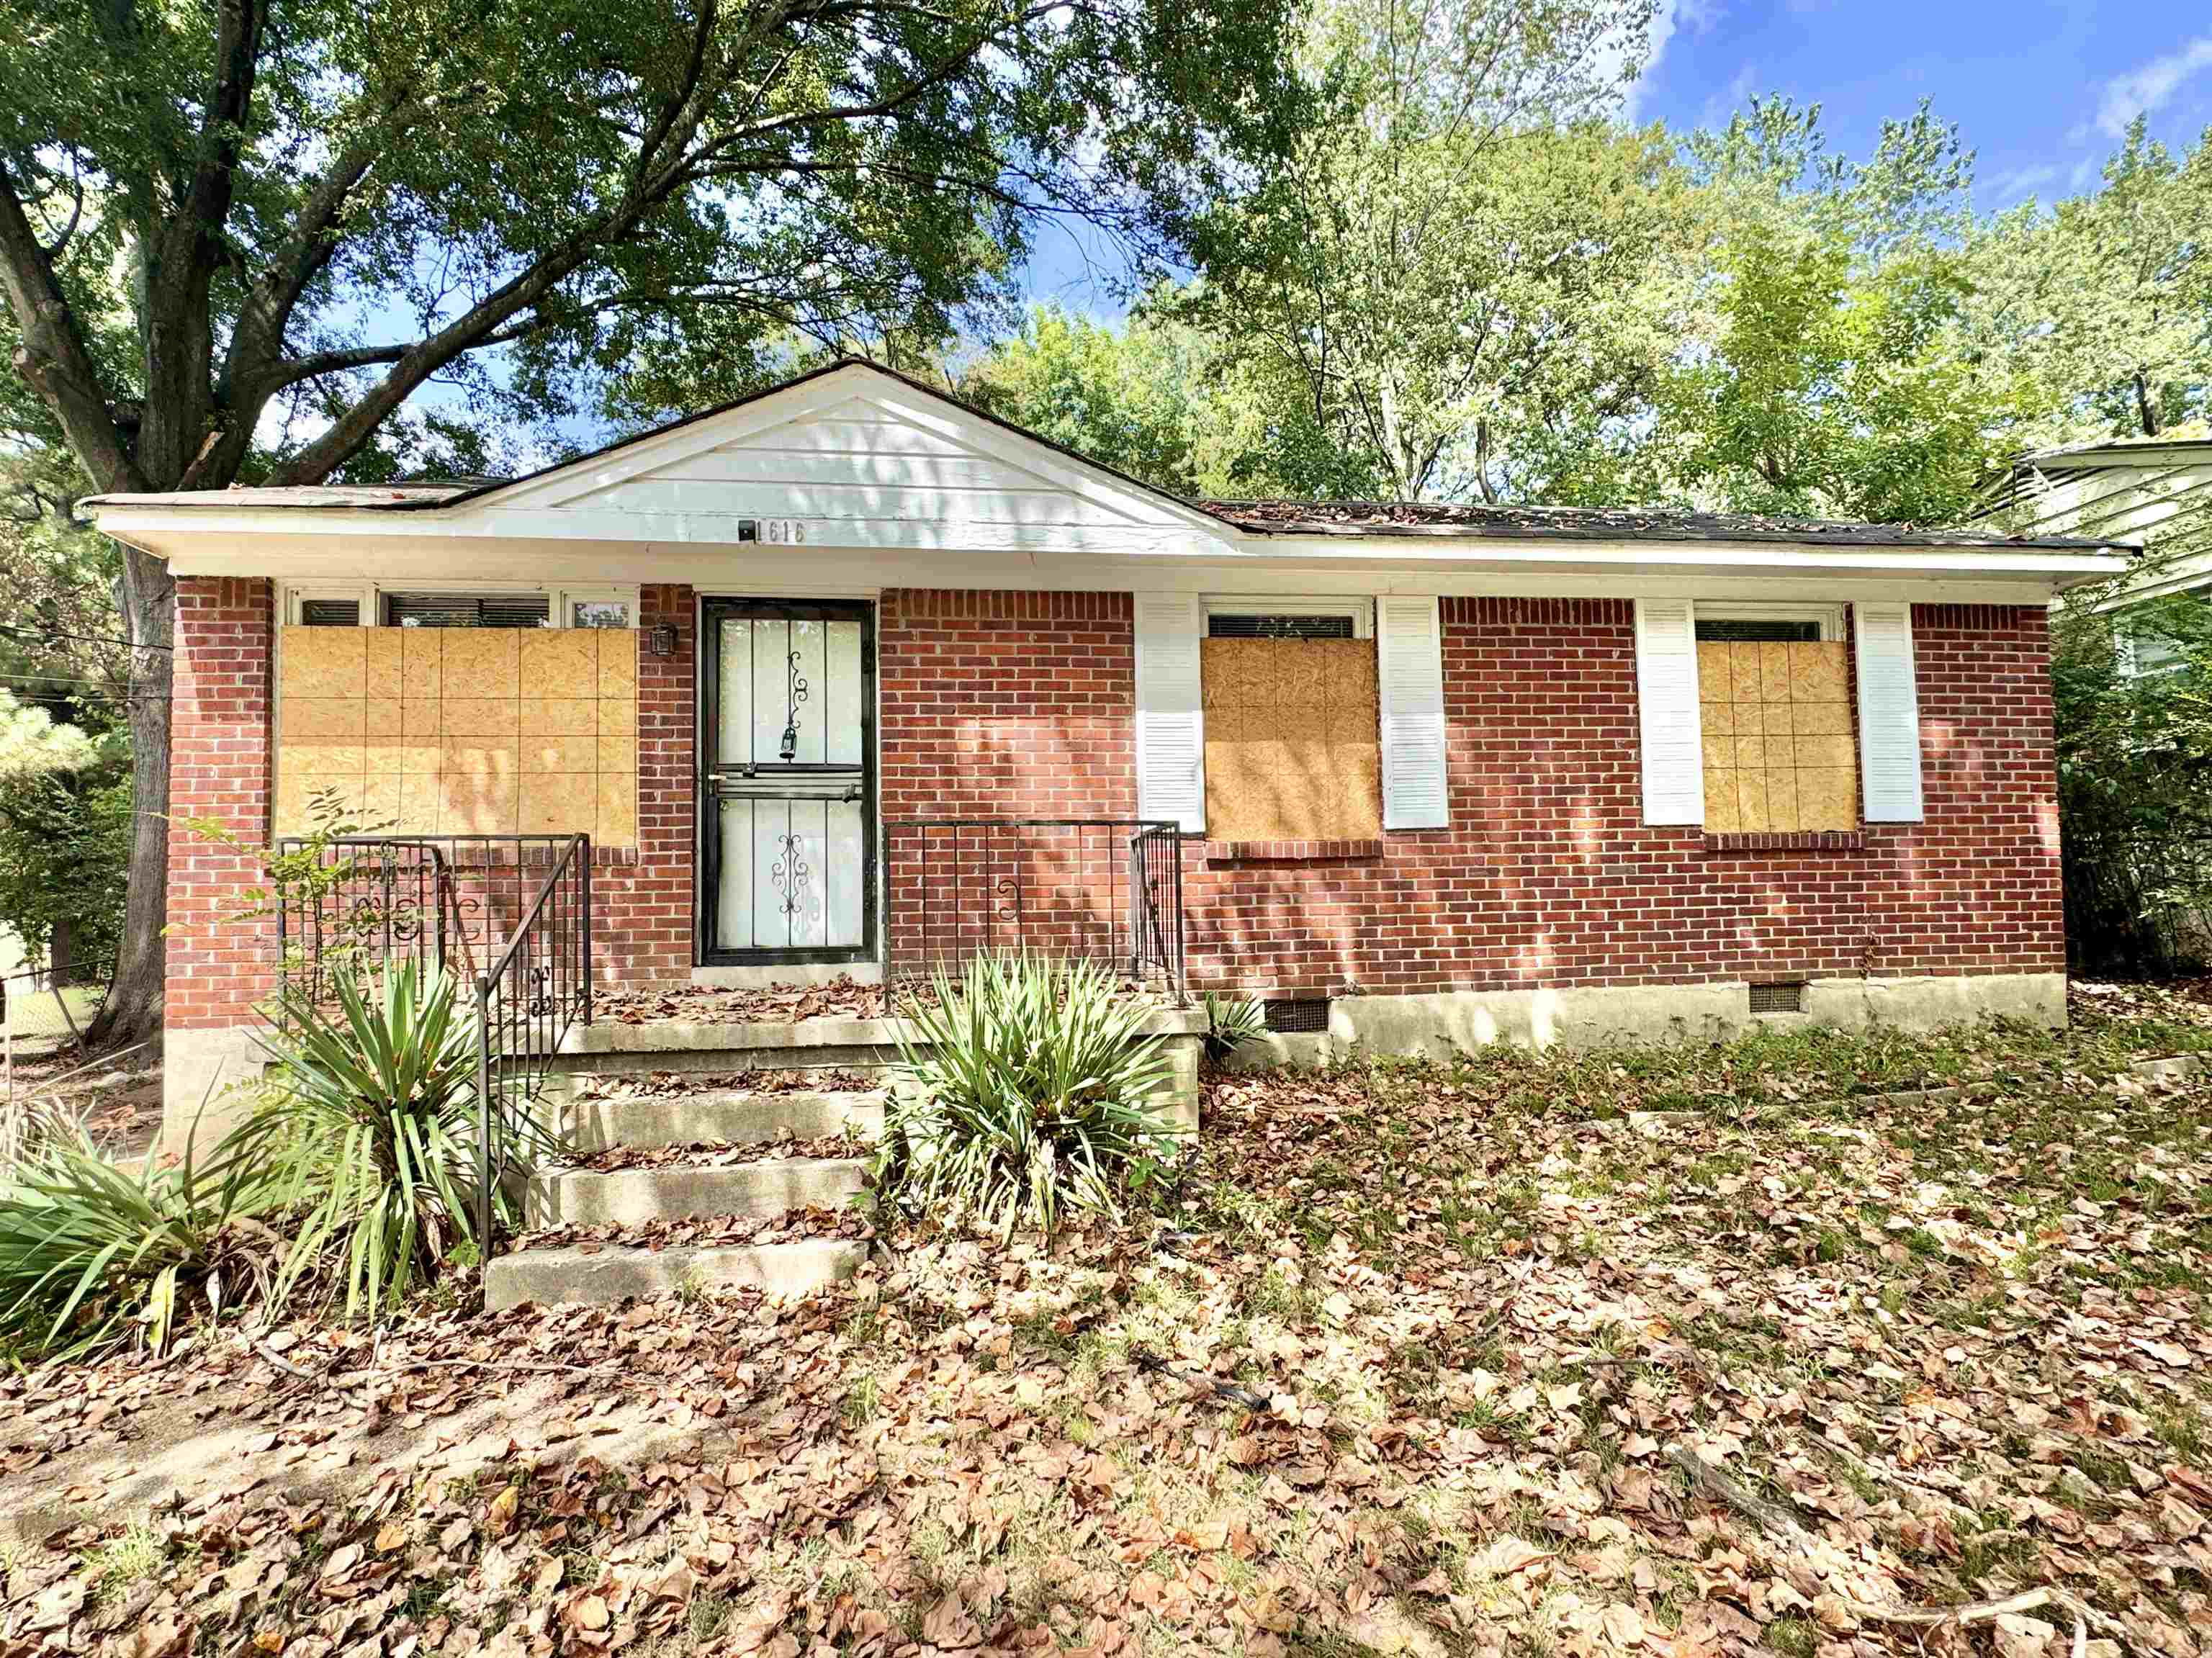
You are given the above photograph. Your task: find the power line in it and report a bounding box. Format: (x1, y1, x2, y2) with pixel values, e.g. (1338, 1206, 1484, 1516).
(0, 672, 144, 696)
(0, 623, 169, 652)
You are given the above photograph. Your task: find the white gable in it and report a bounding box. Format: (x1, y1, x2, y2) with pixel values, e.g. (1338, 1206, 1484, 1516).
(462, 364, 1215, 551)
(607, 396, 1158, 530)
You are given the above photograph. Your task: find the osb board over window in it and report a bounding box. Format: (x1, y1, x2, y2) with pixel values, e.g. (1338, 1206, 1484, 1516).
(1201, 638, 1381, 842)
(276, 626, 639, 847)
(1697, 640, 1855, 834)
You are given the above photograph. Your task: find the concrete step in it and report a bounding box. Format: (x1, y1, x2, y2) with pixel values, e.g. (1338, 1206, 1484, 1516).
(565, 1089, 885, 1153)
(485, 1236, 868, 1310)
(523, 1155, 869, 1228)
(554, 1017, 906, 1079)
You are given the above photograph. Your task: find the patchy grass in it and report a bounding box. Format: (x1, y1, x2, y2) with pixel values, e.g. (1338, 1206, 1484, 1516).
(4, 983, 2211, 1657)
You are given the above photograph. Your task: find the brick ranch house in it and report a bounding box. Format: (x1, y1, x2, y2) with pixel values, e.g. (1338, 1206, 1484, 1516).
(83, 359, 2127, 1134)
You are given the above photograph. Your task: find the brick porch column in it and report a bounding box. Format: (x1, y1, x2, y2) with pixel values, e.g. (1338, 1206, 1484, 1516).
(162, 576, 277, 1149)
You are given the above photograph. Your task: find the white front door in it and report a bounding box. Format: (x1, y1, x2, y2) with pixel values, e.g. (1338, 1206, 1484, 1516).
(700, 599, 874, 964)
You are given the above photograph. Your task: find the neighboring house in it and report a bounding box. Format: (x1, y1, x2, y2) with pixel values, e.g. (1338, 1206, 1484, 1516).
(84, 360, 2126, 1132)
(1977, 433, 2212, 671)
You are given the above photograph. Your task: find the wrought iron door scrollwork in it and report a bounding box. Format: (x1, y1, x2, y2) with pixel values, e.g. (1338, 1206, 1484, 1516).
(771, 832, 811, 916)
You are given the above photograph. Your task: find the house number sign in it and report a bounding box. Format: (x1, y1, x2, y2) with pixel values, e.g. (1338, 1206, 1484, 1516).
(754, 518, 807, 544)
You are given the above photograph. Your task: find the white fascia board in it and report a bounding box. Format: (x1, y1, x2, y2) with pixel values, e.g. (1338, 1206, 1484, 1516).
(1241, 533, 2128, 582)
(102, 500, 2128, 587)
(131, 528, 2123, 608)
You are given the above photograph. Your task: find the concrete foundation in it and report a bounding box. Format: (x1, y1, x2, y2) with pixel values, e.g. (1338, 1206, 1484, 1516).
(689, 962, 883, 988)
(1221, 972, 2068, 1069)
(158, 1024, 267, 1158)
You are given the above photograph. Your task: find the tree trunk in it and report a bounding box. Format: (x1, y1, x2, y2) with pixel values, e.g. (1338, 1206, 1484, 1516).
(84, 545, 175, 1051)
(2135, 371, 2159, 438)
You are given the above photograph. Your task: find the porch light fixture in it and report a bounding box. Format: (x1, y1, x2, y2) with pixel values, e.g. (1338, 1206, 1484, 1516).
(647, 624, 676, 657)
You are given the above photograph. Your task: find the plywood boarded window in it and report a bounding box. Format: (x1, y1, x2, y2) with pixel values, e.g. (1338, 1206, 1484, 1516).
(1695, 617, 1856, 833)
(276, 625, 639, 847)
(1200, 610, 1381, 842)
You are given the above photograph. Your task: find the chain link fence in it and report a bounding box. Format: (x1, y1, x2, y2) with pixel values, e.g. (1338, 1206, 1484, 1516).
(1, 958, 112, 1053)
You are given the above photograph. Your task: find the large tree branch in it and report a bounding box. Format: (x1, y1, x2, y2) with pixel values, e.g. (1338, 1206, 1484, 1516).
(184, 0, 264, 234)
(0, 171, 145, 492)
(264, 4, 733, 485)
(137, 0, 267, 485)
(221, 86, 431, 400)
(264, 311, 573, 390)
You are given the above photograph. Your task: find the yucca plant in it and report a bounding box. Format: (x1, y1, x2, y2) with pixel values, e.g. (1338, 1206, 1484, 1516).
(233, 960, 558, 1323)
(873, 952, 1186, 1238)
(1201, 991, 1268, 1065)
(0, 1116, 286, 1359)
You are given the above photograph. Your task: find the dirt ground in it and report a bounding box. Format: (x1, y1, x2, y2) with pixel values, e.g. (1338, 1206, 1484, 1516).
(4, 985, 2211, 1658)
(1, 1045, 162, 1163)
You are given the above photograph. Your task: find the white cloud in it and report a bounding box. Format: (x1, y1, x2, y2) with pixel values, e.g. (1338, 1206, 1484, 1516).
(1625, 0, 1725, 120)
(1984, 163, 2060, 203)
(1700, 59, 1759, 127)
(2092, 34, 2212, 139)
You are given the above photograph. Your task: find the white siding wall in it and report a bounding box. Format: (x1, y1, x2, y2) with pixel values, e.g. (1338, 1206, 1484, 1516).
(585, 397, 1153, 531)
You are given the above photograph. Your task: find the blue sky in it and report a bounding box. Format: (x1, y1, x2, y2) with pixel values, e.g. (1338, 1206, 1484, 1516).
(1632, 1, 2209, 204)
(1020, 3, 2212, 312)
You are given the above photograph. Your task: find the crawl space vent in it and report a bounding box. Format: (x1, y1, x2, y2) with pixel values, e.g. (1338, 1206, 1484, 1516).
(1264, 998, 1331, 1034)
(1749, 981, 1806, 1014)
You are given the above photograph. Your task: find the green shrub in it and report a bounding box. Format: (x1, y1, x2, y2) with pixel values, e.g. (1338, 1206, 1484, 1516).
(873, 952, 1186, 1238)
(0, 1117, 284, 1358)
(2052, 582, 2212, 974)
(231, 960, 558, 1323)
(1201, 991, 1267, 1064)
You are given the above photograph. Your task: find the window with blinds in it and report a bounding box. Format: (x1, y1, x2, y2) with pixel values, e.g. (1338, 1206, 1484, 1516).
(380, 593, 552, 628)
(299, 598, 361, 627)
(1694, 617, 1820, 643)
(1206, 613, 1357, 640)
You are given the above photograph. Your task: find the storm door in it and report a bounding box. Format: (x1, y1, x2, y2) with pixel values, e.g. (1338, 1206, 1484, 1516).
(699, 599, 875, 965)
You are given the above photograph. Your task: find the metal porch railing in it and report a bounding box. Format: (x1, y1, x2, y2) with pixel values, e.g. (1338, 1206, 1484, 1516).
(274, 833, 593, 1279)
(881, 819, 1187, 1002)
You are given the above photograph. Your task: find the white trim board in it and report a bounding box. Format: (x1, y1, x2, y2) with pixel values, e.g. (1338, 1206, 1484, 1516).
(141, 536, 2116, 607)
(100, 505, 2126, 582)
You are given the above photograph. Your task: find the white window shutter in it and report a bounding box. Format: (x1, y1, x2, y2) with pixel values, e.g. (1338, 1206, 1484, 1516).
(1133, 593, 1205, 833)
(1634, 598, 1705, 825)
(1377, 595, 1449, 829)
(1854, 601, 1925, 821)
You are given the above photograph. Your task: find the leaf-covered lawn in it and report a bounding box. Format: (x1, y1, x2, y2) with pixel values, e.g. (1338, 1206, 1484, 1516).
(6, 985, 2212, 1658)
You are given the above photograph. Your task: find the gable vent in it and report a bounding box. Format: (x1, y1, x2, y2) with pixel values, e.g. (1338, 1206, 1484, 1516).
(1208, 613, 1357, 639)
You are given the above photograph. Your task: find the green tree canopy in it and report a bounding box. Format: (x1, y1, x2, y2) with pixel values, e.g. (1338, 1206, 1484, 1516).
(1, 0, 1310, 1042)
(1660, 99, 2018, 524)
(1177, 0, 1701, 503)
(1964, 120, 2211, 448)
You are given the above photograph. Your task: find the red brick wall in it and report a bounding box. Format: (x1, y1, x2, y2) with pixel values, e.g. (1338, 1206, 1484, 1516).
(878, 590, 1139, 971)
(168, 578, 278, 1029)
(878, 590, 1136, 817)
(590, 584, 695, 983)
(876, 591, 2064, 994)
(165, 582, 695, 1035)
(169, 582, 2060, 1020)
